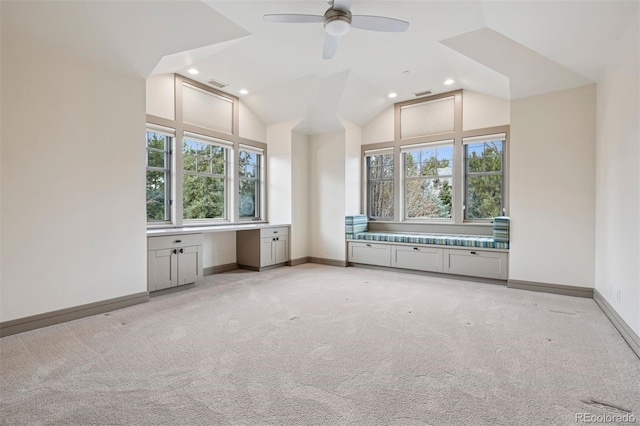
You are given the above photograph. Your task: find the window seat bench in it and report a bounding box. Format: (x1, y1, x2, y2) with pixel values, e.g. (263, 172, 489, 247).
(345, 215, 510, 281)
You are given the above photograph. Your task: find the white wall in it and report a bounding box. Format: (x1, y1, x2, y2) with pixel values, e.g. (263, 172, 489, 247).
(1, 34, 147, 322)
(462, 90, 510, 131)
(146, 74, 175, 120)
(510, 84, 596, 288)
(266, 119, 299, 225)
(595, 13, 639, 335)
(202, 232, 236, 268)
(291, 132, 310, 261)
(309, 132, 347, 261)
(239, 102, 266, 143)
(362, 106, 394, 145)
(342, 119, 362, 215)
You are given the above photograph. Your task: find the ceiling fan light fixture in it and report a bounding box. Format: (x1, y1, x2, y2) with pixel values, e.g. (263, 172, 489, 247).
(325, 19, 350, 36)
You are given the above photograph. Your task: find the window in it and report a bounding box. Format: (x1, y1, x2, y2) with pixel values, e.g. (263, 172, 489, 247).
(146, 129, 172, 222)
(365, 149, 394, 219)
(464, 134, 505, 219)
(182, 134, 231, 220)
(239, 145, 263, 220)
(402, 142, 453, 220)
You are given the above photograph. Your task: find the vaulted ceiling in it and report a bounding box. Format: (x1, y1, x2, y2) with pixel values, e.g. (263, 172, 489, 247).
(3, 1, 638, 135)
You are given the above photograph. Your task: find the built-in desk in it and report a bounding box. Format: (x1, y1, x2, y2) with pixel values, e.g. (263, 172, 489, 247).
(146, 223, 291, 292)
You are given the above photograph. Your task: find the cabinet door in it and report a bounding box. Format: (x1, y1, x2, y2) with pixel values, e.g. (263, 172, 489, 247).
(444, 249, 508, 280)
(274, 237, 288, 265)
(149, 248, 176, 291)
(261, 237, 274, 267)
(178, 246, 199, 285)
(348, 242, 391, 267)
(392, 245, 441, 272)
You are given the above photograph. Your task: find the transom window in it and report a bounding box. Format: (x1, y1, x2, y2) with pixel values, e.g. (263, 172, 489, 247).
(402, 142, 453, 220)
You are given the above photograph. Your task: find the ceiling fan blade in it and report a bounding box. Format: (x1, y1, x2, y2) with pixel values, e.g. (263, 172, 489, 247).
(351, 15, 410, 32)
(332, 0, 353, 12)
(322, 34, 340, 60)
(264, 14, 324, 23)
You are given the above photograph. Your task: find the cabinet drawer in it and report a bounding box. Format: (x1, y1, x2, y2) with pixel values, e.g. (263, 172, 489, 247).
(444, 249, 508, 280)
(348, 242, 390, 267)
(392, 245, 441, 272)
(148, 233, 203, 251)
(260, 227, 289, 238)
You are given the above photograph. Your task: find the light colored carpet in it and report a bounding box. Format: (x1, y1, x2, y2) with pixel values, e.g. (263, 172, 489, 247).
(1, 264, 639, 425)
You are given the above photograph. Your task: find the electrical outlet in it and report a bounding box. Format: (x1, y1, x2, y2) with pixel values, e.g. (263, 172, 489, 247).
(217, 251, 221, 260)
(616, 289, 622, 303)
(324, 245, 329, 254)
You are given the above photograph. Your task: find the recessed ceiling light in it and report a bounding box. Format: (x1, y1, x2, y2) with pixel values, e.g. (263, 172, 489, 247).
(388, 92, 398, 98)
(444, 79, 455, 85)
(239, 89, 249, 95)
(188, 68, 199, 75)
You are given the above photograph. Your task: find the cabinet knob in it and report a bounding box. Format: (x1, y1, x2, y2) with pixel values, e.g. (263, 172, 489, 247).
(366, 244, 372, 247)
(413, 247, 419, 251)
(470, 251, 477, 255)
(175, 240, 182, 243)
(180, 248, 184, 254)
(172, 249, 177, 254)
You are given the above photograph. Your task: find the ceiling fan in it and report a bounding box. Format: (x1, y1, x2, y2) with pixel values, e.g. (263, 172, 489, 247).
(264, 0, 409, 60)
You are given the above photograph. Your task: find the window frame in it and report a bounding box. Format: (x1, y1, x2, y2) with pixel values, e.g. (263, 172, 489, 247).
(145, 126, 174, 225)
(238, 144, 264, 221)
(401, 140, 455, 222)
(463, 134, 507, 221)
(145, 74, 268, 228)
(365, 148, 395, 220)
(181, 133, 232, 223)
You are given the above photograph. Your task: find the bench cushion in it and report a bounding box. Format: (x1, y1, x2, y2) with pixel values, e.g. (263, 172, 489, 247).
(349, 232, 509, 250)
(493, 216, 510, 243)
(345, 214, 368, 239)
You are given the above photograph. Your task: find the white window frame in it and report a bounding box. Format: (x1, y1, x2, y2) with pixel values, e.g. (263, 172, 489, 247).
(364, 147, 395, 220)
(462, 133, 507, 221)
(181, 132, 233, 223)
(400, 140, 455, 222)
(238, 144, 264, 221)
(145, 124, 174, 225)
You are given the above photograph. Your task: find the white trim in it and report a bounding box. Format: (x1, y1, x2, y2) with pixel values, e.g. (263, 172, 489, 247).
(146, 124, 175, 137)
(183, 131, 233, 147)
(462, 133, 506, 144)
(239, 143, 264, 155)
(364, 147, 394, 156)
(400, 139, 454, 152)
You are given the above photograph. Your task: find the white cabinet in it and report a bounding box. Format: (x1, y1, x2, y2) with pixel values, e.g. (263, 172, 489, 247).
(348, 242, 391, 267)
(148, 234, 203, 292)
(237, 226, 289, 271)
(392, 245, 442, 272)
(443, 248, 508, 280)
(347, 241, 508, 281)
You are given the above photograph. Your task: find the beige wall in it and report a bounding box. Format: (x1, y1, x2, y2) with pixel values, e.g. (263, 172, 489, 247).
(145, 74, 175, 120)
(362, 106, 394, 145)
(291, 132, 310, 261)
(239, 102, 267, 143)
(342, 119, 362, 215)
(309, 132, 347, 261)
(510, 84, 596, 288)
(1, 34, 147, 322)
(595, 13, 639, 335)
(462, 90, 510, 131)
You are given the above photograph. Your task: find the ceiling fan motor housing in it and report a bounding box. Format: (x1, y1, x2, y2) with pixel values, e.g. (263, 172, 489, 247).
(324, 9, 352, 36)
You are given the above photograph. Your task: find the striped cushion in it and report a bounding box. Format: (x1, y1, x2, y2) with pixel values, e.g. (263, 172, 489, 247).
(493, 216, 510, 243)
(349, 232, 509, 250)
(345, 215, 368, 238)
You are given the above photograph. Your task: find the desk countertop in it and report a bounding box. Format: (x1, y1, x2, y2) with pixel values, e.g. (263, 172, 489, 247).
(147, 223, 290, 237)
